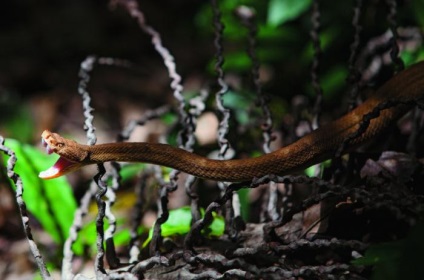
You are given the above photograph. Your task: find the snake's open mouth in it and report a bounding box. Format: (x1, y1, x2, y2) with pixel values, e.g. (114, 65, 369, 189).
(39, 137, 76, 179)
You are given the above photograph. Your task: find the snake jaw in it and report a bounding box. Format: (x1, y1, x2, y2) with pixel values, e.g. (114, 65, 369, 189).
(39, 157, 78, 179)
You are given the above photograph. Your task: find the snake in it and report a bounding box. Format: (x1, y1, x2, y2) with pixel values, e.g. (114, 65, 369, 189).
(39, 61, 424, 182)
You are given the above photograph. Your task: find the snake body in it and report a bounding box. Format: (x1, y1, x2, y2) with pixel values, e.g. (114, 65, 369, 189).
(40, 62, 424, 182)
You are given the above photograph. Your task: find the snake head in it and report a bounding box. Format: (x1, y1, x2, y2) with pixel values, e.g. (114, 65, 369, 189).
(39, 130, 89, 179)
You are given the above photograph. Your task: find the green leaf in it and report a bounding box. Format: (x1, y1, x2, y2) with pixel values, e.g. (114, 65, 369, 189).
(208, 211, 225, 236)
(304, 159, 332, 177)
(143, 206, 225, 247)
(237, 188, 250, 220)
(106, 163, 146, 185)
(161, 207, 193, 236)
(224, 52, 252, 71)
(321, 65, 348, 99)
(352, 241, 403, 266)
(352, 241, 403, 280)
(267, 0, 312, 27)
(400, 46, 424, 68)
(257, 23, 295, 40)
(221, 90, 257, 125)
(4, 105, 34, 143)
(2, 138, 77, 244)
(161, 111, 178, 126)
(412, 0, 424, 27)
(352, 222, 424, 280)
(301, 27, 339, 63)
(207, 52, 252, 73)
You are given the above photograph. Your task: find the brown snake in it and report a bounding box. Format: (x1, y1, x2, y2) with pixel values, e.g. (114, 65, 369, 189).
(39, 61, 424, 182)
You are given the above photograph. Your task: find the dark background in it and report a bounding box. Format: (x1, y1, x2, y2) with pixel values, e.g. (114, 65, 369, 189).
(1, 0, 423, 278)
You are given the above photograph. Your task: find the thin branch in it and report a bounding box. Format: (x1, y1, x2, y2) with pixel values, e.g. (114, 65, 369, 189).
(0, 137, 52, 279)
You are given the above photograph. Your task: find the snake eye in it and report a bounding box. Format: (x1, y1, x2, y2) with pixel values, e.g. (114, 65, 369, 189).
(57, 143, 64, 148)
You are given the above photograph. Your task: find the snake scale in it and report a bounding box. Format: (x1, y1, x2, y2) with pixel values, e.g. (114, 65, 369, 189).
(39, 61, 424, 182)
